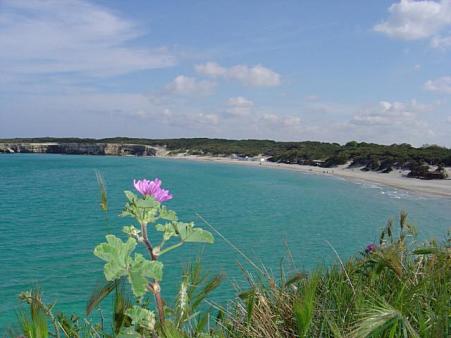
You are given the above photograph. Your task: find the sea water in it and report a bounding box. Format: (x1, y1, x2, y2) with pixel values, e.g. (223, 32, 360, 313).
(0, 154, 450, 330)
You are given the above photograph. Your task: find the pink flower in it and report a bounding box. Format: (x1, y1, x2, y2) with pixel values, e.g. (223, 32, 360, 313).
(133, 178, 173, 203)
(365, 243, 377, 254)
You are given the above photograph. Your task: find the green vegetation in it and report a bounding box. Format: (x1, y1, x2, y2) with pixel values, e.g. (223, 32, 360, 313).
(6, 176, 450, 338)
(93, 177, 214, 334)
(221, 214, 450, 338)
(2, 138, 450, 179)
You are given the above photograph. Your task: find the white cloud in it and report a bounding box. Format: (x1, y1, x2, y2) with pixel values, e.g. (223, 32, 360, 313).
(226, 96, 254, 116)
(424, 76, 451, 93)
(4, 89, 448, 145)
(283, 116, 302, 127)
(261, 113, 280, 124)
(351, 100, 429, 126)
(374, 0, 451, 45)
(195, 62, 226, 77)
(223, 97, 302, 137)
(0, 0, 175, 77)
(196, 62, 281, 86)
(228, 64, 281, 86)
(294, 98, 445, 146)
(303, 101, 351, 116)
(194, 113, 220, 125)
(261, 113, 301, 128)
(431, 34, 451, 47)
(165, 75, 216, 95)
(305, 95, 320, 101)
(227, 96, 254, 107)
(136, 109, 221, 129)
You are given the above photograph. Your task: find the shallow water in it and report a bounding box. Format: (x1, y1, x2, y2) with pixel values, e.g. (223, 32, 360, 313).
(0, 154, 450, 329)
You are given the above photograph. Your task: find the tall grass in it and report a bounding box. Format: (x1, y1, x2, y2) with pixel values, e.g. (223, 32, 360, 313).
(217, 213, 450, 338)
(8, 213, 450, 337)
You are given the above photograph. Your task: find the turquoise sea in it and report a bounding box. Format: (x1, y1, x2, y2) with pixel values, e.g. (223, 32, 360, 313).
(0, 154, 450, 330)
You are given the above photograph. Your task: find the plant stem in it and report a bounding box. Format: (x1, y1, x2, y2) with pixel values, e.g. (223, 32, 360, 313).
(141, 222, 158, 261)
(153, 283, 165, 323)
(140, 222, 165, 324)
(158, 241, 183, 256)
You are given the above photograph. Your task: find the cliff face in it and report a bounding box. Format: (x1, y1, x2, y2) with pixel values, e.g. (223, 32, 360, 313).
(0, 143, 156, 156)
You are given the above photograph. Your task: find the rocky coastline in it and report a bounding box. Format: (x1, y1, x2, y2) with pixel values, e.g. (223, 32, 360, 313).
(0, 143, 156, 156)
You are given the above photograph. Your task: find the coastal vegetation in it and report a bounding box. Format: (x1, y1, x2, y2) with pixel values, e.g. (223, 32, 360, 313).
(1, 138, 450, 179)
(6, 178, 450, 337)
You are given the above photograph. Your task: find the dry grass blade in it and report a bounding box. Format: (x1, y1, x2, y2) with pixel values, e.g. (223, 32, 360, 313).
(86, 279, 119, 316)
(95, 170, 108, 212)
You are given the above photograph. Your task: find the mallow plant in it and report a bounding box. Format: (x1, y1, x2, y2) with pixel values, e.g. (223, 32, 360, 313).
(93, 178, 214, 336)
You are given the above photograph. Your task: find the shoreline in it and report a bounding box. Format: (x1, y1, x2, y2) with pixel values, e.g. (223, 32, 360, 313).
(3, 151, 451, 198)
(158, 154, 451, 198)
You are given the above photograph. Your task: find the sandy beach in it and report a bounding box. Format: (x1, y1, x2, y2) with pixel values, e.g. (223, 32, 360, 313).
(159, 154, 451, 198)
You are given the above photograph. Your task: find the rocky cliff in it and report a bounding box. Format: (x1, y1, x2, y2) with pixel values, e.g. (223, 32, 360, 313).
(0, 143, 156, 156)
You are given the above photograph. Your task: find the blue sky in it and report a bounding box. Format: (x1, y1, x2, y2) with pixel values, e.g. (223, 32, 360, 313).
(1, 0, 451, 146)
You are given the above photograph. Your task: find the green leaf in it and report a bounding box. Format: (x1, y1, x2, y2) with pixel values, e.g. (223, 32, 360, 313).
(121, 196, 159, 223)
(122, 225, 140, 237)
(94, 235, 136, 281)
(125, 306, 156, 331)
(160, 321, 187, 338)
(120, 201, 137, 218)
(294, 273, 319, 338)
(117, 327, 141, 338)
(128, 254, 163, 297)
(132, 197, 160, 224)
(175, 222, 214, 244)
(135, 196, 159, 209)
(413, 247, 439, 255)
(119, 209, 134, 218)
(124, 190, 137, 202)
(156, 222, 178, 241)
(160, 206, 178, 221)
(351, 300, 419, 338)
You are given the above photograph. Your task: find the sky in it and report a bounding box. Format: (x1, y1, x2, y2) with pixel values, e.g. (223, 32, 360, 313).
(0, 0, 451, 146)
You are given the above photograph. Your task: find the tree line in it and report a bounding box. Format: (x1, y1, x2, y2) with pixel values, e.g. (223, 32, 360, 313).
(2, 137, 450, 178)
